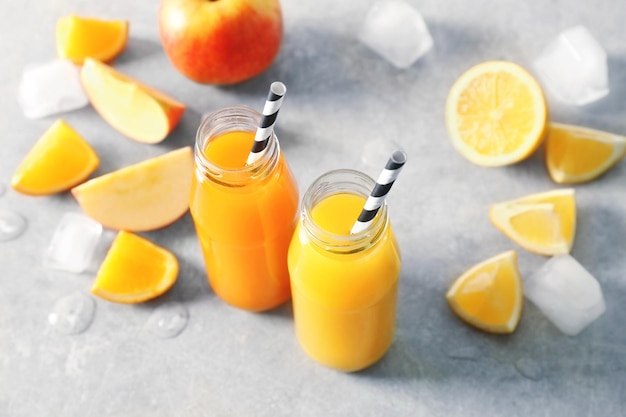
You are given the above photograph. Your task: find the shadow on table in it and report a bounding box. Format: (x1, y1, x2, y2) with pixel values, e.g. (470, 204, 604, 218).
(260, 300, 294, 321)
(159, 106, 205, 150)
(115, 37, 164, 64)
(178, 25, 374, 107)
(159, 212, 216, 304)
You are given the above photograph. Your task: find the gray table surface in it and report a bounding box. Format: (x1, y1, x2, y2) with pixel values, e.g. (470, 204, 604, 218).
(2, 1, 625, 416)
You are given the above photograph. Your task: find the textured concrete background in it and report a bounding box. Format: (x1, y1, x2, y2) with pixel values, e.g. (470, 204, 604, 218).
(1, 0, 625, 415)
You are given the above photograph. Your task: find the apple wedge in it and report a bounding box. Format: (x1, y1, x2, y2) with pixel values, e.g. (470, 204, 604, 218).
(80, 58, 185, 144)
(72, 147, 193, 231)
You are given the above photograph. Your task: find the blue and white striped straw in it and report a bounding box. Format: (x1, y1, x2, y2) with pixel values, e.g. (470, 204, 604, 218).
(350, 150, 407, 234)
(246, 81, 286, 165)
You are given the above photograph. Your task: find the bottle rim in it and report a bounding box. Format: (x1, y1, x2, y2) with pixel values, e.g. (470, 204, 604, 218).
(194, 105, 279, 186)
(301, 169, 389, 253)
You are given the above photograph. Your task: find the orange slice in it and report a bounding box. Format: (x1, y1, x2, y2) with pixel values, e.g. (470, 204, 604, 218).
(71, 147, 193, 232)
(92, 231, 178, 304)
(56, 15, 129, 64)
(446, 250, 523, 334)
(80, 58, 186, 144)
(489, 188, 576, 255)
(11, 120, 99, 196)
(446, 61, 548, 167)
(546, 122, 626, 184)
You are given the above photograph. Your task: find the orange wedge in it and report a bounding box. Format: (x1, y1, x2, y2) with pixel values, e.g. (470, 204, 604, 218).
(446, 61, 548, 167)
(11, 120, 99, 196)
(71, 147, 193, 232)
(92, 231, 178, 304)
(446, 250, 523, 334)
(80, 58, 186, 144)
(489, 188, 576, 256)
(546, 122, 626, 184)
(56, 15, 129, 64)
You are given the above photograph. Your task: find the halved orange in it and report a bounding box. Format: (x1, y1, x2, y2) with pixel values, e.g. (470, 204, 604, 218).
(446, 61, 548, 167)
(11, 119, 99, 196)
(546, 122, 626, 184)
(446, 250, 523, 334)
(489, 188, 576, 255)
(92, 231, 179, 304)
(56, 15, 129, 64)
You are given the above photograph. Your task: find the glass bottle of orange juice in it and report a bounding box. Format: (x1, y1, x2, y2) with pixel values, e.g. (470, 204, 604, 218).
(288, 169, 401, 371)
(190, 106, 299, 311)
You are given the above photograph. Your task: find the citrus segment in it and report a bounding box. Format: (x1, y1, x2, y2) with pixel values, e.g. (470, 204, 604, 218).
(92, 231, 178, 304)
(546, 122, 626, 184)
(446, 250, 523, 334)
(11, 120, 99, 196)
(71, 147, 193, 232)
(446, 61, 548, 167)
(56, 15, 129, 64)
(489, 189, 576, 255)
(80, 58, 186, 144)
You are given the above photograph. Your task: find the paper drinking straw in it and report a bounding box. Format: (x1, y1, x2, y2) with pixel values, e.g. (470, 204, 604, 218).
(246, 81, 286, 165)
(350, 150, 407, 234)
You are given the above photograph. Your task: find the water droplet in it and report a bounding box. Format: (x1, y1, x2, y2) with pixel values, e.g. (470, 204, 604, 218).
(515, 358, 543, 380)
(0, 209, 27, 241)
(48, 292, 96, 335)
(145, 302, 189, 338)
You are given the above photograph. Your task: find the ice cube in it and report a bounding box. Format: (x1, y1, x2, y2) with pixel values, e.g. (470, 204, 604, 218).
(533, 26, 609, 106)
(17, 59, 89, 119)
(358, 0, 433, 69)
(44, 213, 103, 273)
(525, 254, 606, 336)
(360, 138, 404, 170)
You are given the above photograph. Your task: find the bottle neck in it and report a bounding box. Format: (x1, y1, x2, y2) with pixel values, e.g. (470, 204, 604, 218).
(301, 169, 389, 254)
(194, 106, 280, 186)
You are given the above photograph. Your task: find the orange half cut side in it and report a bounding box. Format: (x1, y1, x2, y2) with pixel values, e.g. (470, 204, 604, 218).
(446, 61, 548, 167)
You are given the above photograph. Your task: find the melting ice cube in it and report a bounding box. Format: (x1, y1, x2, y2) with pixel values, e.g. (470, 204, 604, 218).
(358, 0, 433, 69)
(44, 213, 103, 273)
(360, 138, 404, 170)
(17, 59, 89, 119)
(525, 254, 605, 336)
(533, 26, 609, 106)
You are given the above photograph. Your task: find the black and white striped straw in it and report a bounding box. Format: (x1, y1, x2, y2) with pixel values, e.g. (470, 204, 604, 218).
(246, 81, 286, 165)
(350, 150, 407, 234)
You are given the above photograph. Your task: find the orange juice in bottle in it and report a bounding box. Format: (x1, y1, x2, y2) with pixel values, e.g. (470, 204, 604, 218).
(288, 169, 401, 371)
(190, 106, 299, 311)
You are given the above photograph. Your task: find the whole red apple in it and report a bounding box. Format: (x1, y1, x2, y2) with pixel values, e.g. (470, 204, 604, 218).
(158, 0, 283, 85)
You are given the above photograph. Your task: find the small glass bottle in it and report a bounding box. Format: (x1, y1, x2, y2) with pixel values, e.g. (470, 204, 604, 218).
(288, 169, 401, 371)
(190, 106, 299, 311)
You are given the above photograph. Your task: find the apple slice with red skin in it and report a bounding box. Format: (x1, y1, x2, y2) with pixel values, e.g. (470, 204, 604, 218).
(71, 147, 194, 231)
(80, 58, 186, 144)
(158, 0, 283, 85)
